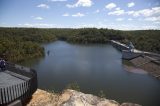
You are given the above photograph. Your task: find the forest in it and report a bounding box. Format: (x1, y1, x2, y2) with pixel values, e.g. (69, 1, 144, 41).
(0, 27, 160, 62)
(0, 28, 57, 62)
(124, 30, 160, 53)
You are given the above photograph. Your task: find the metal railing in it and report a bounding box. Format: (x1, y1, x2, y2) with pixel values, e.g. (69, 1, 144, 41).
(0, 62, 37, 106)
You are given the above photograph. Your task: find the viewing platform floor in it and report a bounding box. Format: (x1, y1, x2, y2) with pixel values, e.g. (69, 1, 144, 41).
(0, 71, 27, 88)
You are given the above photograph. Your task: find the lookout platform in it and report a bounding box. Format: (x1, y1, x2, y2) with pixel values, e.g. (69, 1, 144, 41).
(0, 72, 25, 87)
(0, 62, 37, 106)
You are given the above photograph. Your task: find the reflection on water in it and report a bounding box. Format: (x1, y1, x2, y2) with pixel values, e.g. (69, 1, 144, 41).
(21, 41, 160, 106)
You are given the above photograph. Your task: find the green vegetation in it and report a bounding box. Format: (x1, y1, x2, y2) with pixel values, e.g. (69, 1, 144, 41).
(124, 30, 160, 54)
(98, 90, 106, 98)
(66, 82, 80, 91)
(66, 28, 124, 44)
(0, 28, 57, 62)
(41, 28, 125, 43)
(122, 60, 134, 66)
(0, 27, 159, 62)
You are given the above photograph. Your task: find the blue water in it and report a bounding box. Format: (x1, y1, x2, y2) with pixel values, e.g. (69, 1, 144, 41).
(21, 41, 160, 106)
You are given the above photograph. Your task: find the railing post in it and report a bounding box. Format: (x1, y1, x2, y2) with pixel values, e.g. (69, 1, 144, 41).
(0, 88, 2, 105)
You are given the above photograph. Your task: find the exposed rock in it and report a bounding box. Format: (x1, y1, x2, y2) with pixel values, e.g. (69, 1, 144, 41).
(26, 89, 59, 106)
(60, 89, 119, 106)
(120, 103, 141, 106)
(27, 89, 141, 106)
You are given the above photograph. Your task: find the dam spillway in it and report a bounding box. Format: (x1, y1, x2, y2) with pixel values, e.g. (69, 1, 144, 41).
(110, 40, 160, 79)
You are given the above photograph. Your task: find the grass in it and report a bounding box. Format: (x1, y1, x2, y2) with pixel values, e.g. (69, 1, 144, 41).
(65, 82, 80, 91)
(122, 60, 134, 66)
(46, 82, 108, 99)
(98, 90, 106, 98)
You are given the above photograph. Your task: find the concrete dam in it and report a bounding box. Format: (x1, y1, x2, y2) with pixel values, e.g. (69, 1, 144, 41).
(111, 40, 160, 79)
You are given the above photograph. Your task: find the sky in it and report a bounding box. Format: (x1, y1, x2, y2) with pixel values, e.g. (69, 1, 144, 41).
(0, 0, 160, 30)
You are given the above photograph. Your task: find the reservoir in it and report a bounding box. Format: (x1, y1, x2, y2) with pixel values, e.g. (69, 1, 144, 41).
(21, 41, 160, 106)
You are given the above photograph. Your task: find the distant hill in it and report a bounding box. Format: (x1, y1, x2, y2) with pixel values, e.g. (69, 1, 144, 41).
(0, 27, 159, 62)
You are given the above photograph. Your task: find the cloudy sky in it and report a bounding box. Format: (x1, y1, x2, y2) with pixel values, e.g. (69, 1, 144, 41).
(0, 0, 160, 30)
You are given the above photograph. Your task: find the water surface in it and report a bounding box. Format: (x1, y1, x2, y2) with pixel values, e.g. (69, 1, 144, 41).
(21, 41, 160, 106)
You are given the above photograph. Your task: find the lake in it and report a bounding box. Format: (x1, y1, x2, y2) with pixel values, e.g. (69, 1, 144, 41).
(21, 41, 160, 106)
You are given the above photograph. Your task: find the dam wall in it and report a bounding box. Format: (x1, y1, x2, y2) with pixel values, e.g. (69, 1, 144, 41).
(110, 40, 142, 59)
(122, 50, 142, 60)
(110, 40, 160, 61)
(110, 40, 129, 51)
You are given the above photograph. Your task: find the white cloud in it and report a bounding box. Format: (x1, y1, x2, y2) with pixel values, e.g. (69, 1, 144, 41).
(144, 16, 160, 21)
(128, 18, 133, 21)
(72, 13, 85, 17)
(50, 0, 67, 2)
(17, 22, 160, 30)
(116, 24, 159, 30)
(116, 18, 124, 21)
(133, 9, 153, 17)
(129, 7, 160, 17)
(154, 21, 160, 24)
(76, 23, 96, 28)
(139, 25, 159, 30)
(22, 23, 55, 28)
(115, 7, 120, 10)
(108, 9, 125, 15)
(126, 11, 134, 15)
(94, 9, 100, 13)
(105, 3, 116, 10)
(127, 2, 135, 7)
(74, 22, 160, 30)
(108, 6, 160, 19)
(37, 4, 50, 9)
(66, 0, 93, 8)
(62, 13, 69, 16)
(34, 17, 43, 20)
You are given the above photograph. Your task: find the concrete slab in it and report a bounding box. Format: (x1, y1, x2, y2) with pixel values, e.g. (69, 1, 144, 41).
(4, 70, 30, 81)
(0, 71, 25, 88)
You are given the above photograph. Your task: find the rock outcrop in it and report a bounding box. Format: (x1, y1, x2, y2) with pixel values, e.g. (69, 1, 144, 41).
(27, 89, 141, 106)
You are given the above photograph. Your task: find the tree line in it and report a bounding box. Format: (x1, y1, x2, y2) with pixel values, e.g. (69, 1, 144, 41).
(0, 28, 57, 62)
(0, 27, 159, 62)
(124, 30, 160, 54)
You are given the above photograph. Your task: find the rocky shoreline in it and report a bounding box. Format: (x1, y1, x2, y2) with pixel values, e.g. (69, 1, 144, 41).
(123, 56, 160, 79)
(123, 65, 148, 74)
(27, 89, 141, 106)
